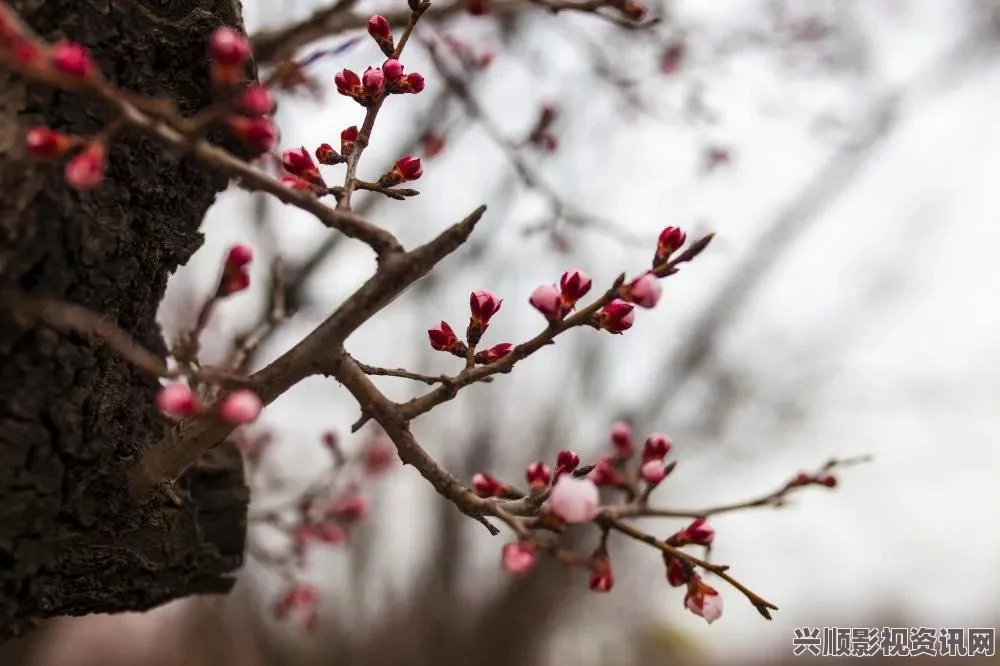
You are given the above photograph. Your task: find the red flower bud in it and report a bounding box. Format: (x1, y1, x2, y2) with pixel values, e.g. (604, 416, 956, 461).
(610, 421, 634, 459)
(379, 155, 422, 186)
(51, 41, 97, 80)
(472, 472, 504, 498)
(227, 116, 279, 153)
(428, 320, 465, 355)
(620, 271, 662, 309)
(596, 300, 635, 334)
(315, 143, 342, 165)
(282, 146, 325, 186)
(664, 554, 692, 587)
(525, 461, 552, 492)
(474, 342, 512, 364)
(156, 383, 200, 419)
(341, 125, 359, 156)
(64, 142, 106, 190)
(643, 433, 672, 462)
(654, 225, 687, 266)
(588, 456, 621, 487)
(641, 459, 667, 485)
(334, 68, 362, 97)
(367, 15, 393, 42)
(389, 71, 424, 94)
(469, 289, 502, 324)
(817, 473, 837, 488)
(555, 449, 580, 476)
(226, 244, 253, 268)
(280, 175, 312, 191)
(25, 127, 77, 160)
(209, 27, 251, 66)
(559, 269, 592, 305)
(383, 58, 405, 81)
(589, 555, 614, 592)
(672, 518, 715, 547)
(529, 284, 564, 321)
(239, 84, 275, 116)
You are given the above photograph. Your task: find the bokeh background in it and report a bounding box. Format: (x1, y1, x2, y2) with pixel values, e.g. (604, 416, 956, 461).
(4, 0, 1000, 663)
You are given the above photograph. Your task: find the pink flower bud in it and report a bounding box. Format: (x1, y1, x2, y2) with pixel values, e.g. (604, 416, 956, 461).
(589, 557, 614, 592)
(655, 225, 687, 266)
(547, 475, 600, 524)
(673, 518, 715, 546)
(218, 389, 262, 425)
(397, 72, 424, 94)
(529, 284, 563, 321)
(209, 27, 251, 66)
(525, 461, 552, 492)
(25, 126, 76, 159)
(501, 543, 536, 575)
(474, 342, 512, 364)
(472, 472, 504, 498)
(596, 300, 635, 334)
(64, 142, 106, 190)
(227, 116, 278, 152)
(610, 421, 634, 458)
(156, 383, 200, 419)
(280, 175, 311, 191)
(559, 269, 592, 305)
(555, 449, 580, 476)
(51, 41, 96, 79)
(469, 289, 502, 324)
(315, 143, 341, 165)
(621, 272, 662, 309)
(380, 155, 422, 186)
(362, 66, 385, 95)
(362, 436, 395, 474)
(367, 15, 393, 42)
(282, 146, 324, 186)
(641, 459, 667, 485)
(588, 457, 621, 487)
(665, 555, 691, 587)
(684, 576, 723, 624)
(329, 494, 369, 521)
(383, 58, 405, 81)
(239, 84, 274, 116)
(643, 433, 671, 462)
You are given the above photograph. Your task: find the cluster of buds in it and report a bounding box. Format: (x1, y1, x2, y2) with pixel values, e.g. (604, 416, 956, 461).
(155, 383, 262, 425)
(24, 126, 106, 191)
(216, 244, 253, 297)
(525, 105, 558, 153)
(1, 8, 101, 88)
(427, 290, 512, 365)
(334, 57, 424, 106)
(529, 269, 592, 322)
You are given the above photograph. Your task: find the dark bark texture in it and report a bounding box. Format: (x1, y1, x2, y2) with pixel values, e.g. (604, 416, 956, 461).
(0, 0, 250, 639)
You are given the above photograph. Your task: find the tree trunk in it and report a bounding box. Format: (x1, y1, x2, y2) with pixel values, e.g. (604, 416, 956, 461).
(0, 0, 250, 639)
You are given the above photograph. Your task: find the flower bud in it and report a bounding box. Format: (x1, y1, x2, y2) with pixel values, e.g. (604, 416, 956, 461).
(157, 383, 200, 419)
(239, 84, 275, 116)
(328, 494, 369, 521)
(620, 272, 662, 309)
(555, 449, 580, 476)
(427, 320, 466, 356)
(362, 66, 385, 95)
(472, 472, 504, 498)
(51, 41, 97, 80)
(362, 436, 395, 475)
(654, 225, 687, 266)
(595, 300, 635, 334)
(25, 127, 77, 160)
(334, 68, 362, 97)
(218, 389, 263, 425)
(383, 58, 405, 81)
(610, 421, 634, 459)
(641, 459, 667, 485)
(474, 342, 512, 364)
(341, 125, 359, 156)
(282, 146, 325, 186)
(547, 475, 600, 524)
(227, 116, 279, 153)
(467, 0, 490, 14)
(525, 461, 552, 492)
(643, 433, 671, 462)
(672, 518, 715, 547)
(589, 553, 614, 592)
(559, 269, 592, 306)
(64, 142, 106, 190)
(315, 143, 342, 165)
(664, 555, 692, 587)
(367, 15, 394, 55)
(817, 473, 837, 488)
(501, 543, 536, 575)
(588, 457, 621, 487)
(209, 27, 251, 66)
(684, 576, 723, 624)
(529, 284, 564, 321)
(379, 155, 422, 187)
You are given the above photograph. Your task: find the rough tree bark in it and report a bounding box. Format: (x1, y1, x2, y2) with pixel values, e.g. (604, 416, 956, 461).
(0, 0, 251, 639)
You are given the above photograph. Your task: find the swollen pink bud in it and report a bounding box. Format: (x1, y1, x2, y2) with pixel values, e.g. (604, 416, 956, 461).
(280, 175, 311, 191)
(334, 68, 362, 96)
(398, 72, 424, 94)
(529, 284, 563, 321)
(383, 58, 405, 81)
(281, 146, 324, 185)
(226, 244, 253, 269)
(51, 41, 96, 79)
(589, 457, 621, 487)
(643, 433, 672, 462)
(559, 269, 592, 305)
(665, 555, 691, 587)
(156, 383, 200, 419)
(469, 289, 502, 325)
(367, 15, 393, 42)
(525, 461, 552, 492)
(341, 125, 359, 155)
(474, 342, 512, 364)
(428, 320, 461, 353)
(610, 421, 634, 458)
(227, 116, 278, 152)
(209, 27, 251, 66)
(380, 155, 422, 186)
(621, 272, 661, 309)
(655, 225, 687, 266)
(501, 543, 536, 575)
(362, 66, 385, 95)
(547, 475, 600, 524)
(64, 142, 105, 190)
(239, 84, 275, 116)
(641, 459, 667, 485)
(685, 577, 723, 624)
(218, 389, 262, 425)
(25, 127, 76, 159)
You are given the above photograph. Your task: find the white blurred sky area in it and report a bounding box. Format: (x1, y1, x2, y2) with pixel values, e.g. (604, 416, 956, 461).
(158, 0, 1000, 659)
